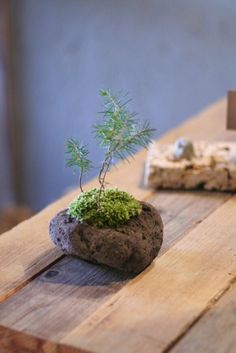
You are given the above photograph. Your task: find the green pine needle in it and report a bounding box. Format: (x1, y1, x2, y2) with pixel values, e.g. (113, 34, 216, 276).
(65, 89, 155, 203)
(66, 138, 92, 192)
(95, 89, 155, 161)
(95, 89, 155, 206)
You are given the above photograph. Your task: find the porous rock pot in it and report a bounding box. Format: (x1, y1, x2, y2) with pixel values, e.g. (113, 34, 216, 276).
(49, 201, 163, 273)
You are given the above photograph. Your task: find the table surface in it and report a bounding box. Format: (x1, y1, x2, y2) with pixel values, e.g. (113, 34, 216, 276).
(1, 99, 236, 353)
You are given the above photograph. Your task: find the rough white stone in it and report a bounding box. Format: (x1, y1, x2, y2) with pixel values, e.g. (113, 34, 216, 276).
(145, 141, 236, 191)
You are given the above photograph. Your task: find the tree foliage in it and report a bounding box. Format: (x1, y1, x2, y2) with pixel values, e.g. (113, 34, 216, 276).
(66, 89, 155, 210)
(95, 89, 155, 206)
(66, 138, 91, 192)
(96, 89, 155, 160)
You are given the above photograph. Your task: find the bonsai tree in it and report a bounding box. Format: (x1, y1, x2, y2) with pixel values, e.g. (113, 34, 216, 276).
(49, 89, 163, 273)
(65, 89, 155, 228)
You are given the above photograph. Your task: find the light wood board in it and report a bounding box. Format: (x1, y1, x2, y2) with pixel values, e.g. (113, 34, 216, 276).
(1, 98, 236, 353)
(171, 281, 236, 353)
(61, 195, 236, 353)
(0, 98, 229, 301)
(0, 191, 228, 341)
(0, 325, 89, 353)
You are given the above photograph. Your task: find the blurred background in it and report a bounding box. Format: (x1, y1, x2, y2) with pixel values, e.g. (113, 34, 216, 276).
(0, 0, 236, 231)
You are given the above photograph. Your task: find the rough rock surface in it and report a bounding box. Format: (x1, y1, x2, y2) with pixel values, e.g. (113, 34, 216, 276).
(145, 141, 236, 191)
(49, 201, 163, 273)
(173, 138, 195, 160)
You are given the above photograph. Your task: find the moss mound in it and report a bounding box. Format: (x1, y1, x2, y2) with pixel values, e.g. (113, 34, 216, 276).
(67, 188, 142, 228)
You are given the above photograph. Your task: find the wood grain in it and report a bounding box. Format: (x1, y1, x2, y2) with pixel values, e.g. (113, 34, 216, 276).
(171, 282, 236, 353)
(1, 98, 236, 353)
(62, 195, 236, 353)
(0, 191, 228, 341)
(227, 91, 236, 130)
(0, 325, 90, 353)
(0, 99, 231, 303)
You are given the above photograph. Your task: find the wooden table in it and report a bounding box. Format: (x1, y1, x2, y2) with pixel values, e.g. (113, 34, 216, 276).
(1, 99, 236, 353)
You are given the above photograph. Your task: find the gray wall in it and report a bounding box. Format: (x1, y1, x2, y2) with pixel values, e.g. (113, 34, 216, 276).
(0, 69, 14, 208)
(12, 0, 236, 211)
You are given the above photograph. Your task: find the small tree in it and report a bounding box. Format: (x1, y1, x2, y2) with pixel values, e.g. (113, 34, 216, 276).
(66, 139, 92, 193)
(66, 89, 155, 209)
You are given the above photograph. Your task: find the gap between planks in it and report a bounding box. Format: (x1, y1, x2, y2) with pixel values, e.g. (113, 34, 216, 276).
(0, 191, 229, 342)
(0, 98, 231, 303)
(60, 194, 236, 353)
(0, 159, 151, 304)
(1, 98, 236, 351)
(168, 277, 236, 353)
(162, 277, 236, 353)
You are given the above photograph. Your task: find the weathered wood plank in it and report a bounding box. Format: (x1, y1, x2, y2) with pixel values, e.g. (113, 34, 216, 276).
(170, 282, 236, 353)
(61, 195, 236, 353)
(0, 191, 229, 342)
(0, 325, 90, 353)
(0, 156, 148, 303)
(0, 99, 230, 302)
(150, 191, 233, 258)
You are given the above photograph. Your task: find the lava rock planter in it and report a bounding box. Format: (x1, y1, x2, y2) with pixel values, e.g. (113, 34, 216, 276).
(49, 201, 163, 273)
(49, 89, 163, 273)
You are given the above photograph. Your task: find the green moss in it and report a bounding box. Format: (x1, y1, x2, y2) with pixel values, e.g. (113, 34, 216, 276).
(67, 188, 142, 228)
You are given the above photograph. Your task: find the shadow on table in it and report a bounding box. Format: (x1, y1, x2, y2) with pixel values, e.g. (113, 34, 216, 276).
(39, 255, 135, 288)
